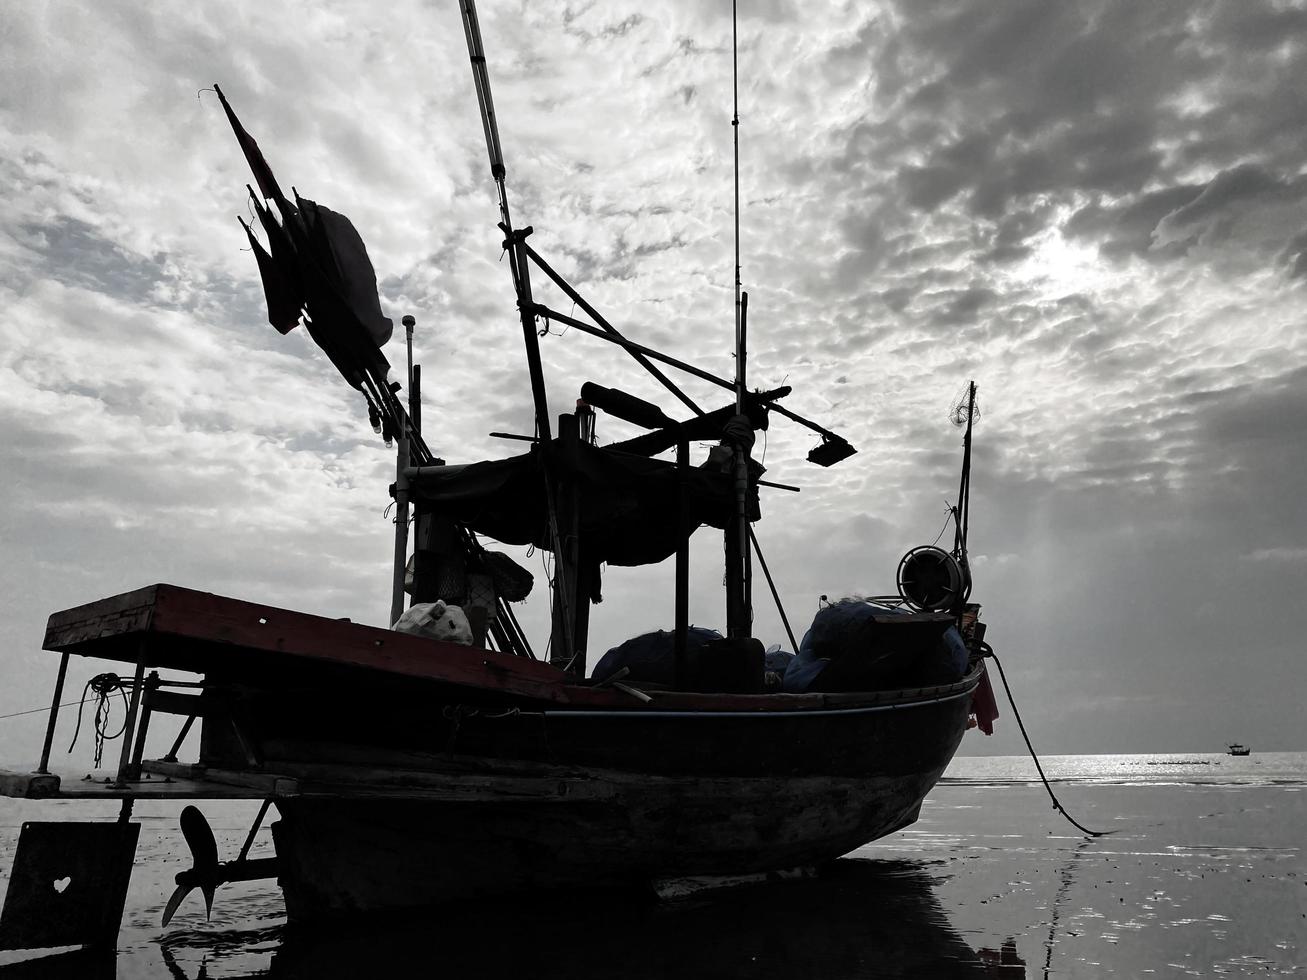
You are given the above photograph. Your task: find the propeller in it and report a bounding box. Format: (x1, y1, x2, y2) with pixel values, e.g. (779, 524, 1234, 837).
(163, 805, 220, 925)
(161, 804, 279, 926)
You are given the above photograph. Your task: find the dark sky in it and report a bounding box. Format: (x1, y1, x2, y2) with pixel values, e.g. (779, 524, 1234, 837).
(2, 1, 1306, 762)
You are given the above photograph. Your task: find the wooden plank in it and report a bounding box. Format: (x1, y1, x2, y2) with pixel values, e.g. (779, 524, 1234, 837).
(0, 768, 265, 800)
(42, 584, 578, 704)
(145, 688, 206, 716)
(142, 760, 297, 796)
(0, 770, 61, 799)
(152, 585, 574, 701)
(139, 759, 608, 803)
(42, 584, 160, 651)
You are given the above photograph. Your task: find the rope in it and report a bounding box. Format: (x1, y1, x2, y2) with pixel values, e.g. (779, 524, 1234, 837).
(67, 673, 130, 767)
(0, 697, 94, 721)
(982, 643, 1110, 837)
(747, 526, 799, 653)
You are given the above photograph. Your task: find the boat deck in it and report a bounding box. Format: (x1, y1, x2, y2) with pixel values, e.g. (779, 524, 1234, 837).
(42, 583, 572, 703)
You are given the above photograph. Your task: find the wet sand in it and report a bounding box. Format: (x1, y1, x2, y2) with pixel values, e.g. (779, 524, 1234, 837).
(1, 780, 1304, 977)
(863, 781, 1307, 977)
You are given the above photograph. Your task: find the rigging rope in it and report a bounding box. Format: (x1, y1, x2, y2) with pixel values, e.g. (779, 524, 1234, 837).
(981, 644, 1110, 837)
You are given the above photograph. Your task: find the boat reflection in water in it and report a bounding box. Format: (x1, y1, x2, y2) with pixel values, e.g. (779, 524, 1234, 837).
(151, 859, 1024, 979)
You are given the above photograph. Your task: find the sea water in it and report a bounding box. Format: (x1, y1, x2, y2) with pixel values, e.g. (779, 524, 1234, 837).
(1, 753, 1304, 978)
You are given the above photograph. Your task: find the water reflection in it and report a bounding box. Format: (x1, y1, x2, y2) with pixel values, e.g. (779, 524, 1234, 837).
(155, 859, 1023, 979)
(1041, 838, 1096, 980)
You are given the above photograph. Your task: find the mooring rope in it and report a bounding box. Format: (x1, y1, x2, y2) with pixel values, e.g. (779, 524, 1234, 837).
(67, 672, 131, 767)
(981, 643, 1110, 837)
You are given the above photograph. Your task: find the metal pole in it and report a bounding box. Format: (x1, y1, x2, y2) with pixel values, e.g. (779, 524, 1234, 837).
(36, 651, 69, 774)
(236, 798, 274, 863)
(460, 0, 514, 236)
(128, 670, 159, 777)
(390, 427, 411, 627)
(512, 236, 576, 666)
(114, 647, 148, 786)
(412, 364, 422, 432)
(675, 437, 690, 688)
(162, 714, 197, 763)
(527, 303, 845, 443)
(403, 314, 416, 404)
(523, 244, 705, 418)
(458, 0, 574, 661)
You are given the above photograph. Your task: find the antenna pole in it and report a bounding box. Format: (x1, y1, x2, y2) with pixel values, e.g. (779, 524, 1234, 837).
(732, 0, 743, 416)
(460, 0, 512, 234)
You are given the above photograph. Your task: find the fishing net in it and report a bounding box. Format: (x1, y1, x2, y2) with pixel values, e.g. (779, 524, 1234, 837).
(949, 383, 981, 427)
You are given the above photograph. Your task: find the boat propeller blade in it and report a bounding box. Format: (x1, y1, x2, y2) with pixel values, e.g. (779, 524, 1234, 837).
(180, 804, 220, 874)
(161, 805, 221, 925)
(161, 882, 192, 927)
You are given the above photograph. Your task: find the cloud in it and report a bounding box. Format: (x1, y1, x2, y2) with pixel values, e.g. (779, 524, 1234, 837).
(1241, 547, 1307, 564)
(2, 0, 1307, 762)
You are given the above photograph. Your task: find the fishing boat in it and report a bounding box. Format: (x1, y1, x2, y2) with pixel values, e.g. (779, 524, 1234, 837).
(1227, 743, 1251, 756)
(0, 1, 999, 947)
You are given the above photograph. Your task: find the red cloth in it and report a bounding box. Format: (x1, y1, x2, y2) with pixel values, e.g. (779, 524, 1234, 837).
(971, 662, 1000, 735)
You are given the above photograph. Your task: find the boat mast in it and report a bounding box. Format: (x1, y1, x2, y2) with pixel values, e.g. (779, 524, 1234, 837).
(724, 0, 753, 639)
(458, 0, 577, 667)
(952, 380, 977, 610)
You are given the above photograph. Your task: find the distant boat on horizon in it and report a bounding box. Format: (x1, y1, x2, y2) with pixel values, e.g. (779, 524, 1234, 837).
(1227, 743, 1251, 756)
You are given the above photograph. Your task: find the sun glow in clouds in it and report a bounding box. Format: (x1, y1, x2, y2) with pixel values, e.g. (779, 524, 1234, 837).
(1012, 222, 1119, 300)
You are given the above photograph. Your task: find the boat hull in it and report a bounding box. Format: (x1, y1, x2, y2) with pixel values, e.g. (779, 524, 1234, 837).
(268, 687, 973, 920)
(32, 585, 983, 923)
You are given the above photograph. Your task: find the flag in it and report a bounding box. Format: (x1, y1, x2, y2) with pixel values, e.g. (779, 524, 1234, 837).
(238, 216, 301, 334)
(214, 83, 283, 203)
(216, 86, 394, 398)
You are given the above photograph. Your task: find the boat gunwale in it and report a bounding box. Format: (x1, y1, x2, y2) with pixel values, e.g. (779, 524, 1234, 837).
(547, 660, 985, 716)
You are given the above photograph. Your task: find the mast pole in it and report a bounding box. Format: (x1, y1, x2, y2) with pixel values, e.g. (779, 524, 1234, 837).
(955, 380, 976, 554)
(953, 380, 977, 611)
(727, 0, 752, 638)
(459, 0, 576, 666)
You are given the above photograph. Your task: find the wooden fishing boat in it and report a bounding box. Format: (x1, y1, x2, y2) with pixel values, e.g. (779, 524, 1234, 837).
(0, 0, 999, 947)
(1227, 743, 1251, 756)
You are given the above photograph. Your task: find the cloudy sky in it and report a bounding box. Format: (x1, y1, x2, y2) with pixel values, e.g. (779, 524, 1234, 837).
(2, 0, 1306, 765)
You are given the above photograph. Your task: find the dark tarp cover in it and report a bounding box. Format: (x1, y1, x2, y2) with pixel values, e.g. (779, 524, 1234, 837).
(298, 198, 394, 348)
(407, 440, 758, 567)
(592, 627, 723, 684)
